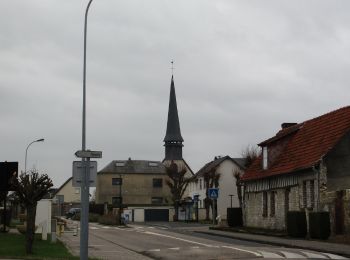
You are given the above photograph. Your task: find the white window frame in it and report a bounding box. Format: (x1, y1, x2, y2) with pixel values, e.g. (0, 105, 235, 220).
(263, 146, 268, 170)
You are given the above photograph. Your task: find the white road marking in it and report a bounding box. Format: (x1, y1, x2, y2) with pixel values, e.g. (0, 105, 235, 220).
(191, 246, 200, 249)
(301, 251, 329, 259)
(280, 251, 306, 258)
(221, 245, 262, 257)
(257, 251, 283, 258)
(102, 226, 110, 229)
(169, 247, 180, 250)
(144, 231, 216, 247)
(148, 227, 155, 229)
(323, 253, 348, 259)
(90, 227, 99, 230)
(148, 249, 161, 252)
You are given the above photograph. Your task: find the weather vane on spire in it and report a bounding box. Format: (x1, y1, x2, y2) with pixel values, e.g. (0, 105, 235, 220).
(171, 60, 175, 75)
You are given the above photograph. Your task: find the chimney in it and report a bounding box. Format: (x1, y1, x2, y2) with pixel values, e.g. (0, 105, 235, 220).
(281, 123, 297, 129)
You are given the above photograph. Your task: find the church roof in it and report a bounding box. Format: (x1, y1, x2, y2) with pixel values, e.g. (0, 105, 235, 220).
(164, 76, 184, 142)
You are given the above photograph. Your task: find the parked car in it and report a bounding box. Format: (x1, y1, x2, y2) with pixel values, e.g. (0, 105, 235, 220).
(65, 208, 81, 219)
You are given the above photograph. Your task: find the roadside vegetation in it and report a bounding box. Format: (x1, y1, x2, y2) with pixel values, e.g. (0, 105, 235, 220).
(0, 233, 79, 259)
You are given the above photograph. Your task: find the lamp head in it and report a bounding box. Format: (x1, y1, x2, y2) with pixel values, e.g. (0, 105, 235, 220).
(36, 138, 45, 142)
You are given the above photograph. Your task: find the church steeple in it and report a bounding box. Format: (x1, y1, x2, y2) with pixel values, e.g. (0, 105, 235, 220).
(164, 75, 184, 160)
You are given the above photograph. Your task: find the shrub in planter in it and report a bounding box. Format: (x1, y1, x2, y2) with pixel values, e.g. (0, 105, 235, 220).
(227, 208, 243, 227)
(309, 212, 330, 240)
(287, 211, 307, 238)
(98, 214, 120, 225)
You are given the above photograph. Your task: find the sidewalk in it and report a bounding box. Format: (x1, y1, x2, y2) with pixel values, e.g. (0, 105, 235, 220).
(196, 227, 350, 258)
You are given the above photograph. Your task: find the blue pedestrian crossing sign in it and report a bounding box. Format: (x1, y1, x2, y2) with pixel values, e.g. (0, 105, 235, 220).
(208, 188, 219, 199)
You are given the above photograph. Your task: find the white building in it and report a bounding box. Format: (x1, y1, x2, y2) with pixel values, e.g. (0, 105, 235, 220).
(188, 156, 245, 220)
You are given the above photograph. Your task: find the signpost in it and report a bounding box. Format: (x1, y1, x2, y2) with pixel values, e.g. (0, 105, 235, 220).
(75, 150, 102, 159)
(208, 188, 219, 225)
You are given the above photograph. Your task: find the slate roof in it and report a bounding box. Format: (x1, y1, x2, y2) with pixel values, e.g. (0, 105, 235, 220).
(98, 159, 166, 175)
(164, 76, 184, 142)
(196, 156, 246, 177)
(242, 106, 350, 181)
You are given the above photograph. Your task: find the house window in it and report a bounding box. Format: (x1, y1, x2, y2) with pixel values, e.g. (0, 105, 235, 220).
(270, 191, 276, 217)
(263, 147, 268, 170)
(75, 188, 80, 194)
(302, 181, 307, 208)
(199, 179, 202, 190)
(112, 178, 122, 186)
(262, 191, 268, 217)
(151, 197, 163, 204)
(149, 162, 158, 167)
(310, 180, 315, 208)
(115, 162, 125, 167)
(153, 178, 163, 188)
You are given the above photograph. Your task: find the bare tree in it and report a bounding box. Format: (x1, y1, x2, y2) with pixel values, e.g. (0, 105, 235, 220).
(234, 145, 260, 208)
(241, 145, 260, 168)
(12, 170, 53, 254)
(203, 166, 220, 221)
(165, 161, 192, 221)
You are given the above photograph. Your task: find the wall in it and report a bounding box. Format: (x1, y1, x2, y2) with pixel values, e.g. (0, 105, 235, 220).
(217, 160, 241, 220)
(325, 131, 350, 191)
(35, 199, 52, 234)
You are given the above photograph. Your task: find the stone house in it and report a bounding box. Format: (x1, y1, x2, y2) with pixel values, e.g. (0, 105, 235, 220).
(242, 106, 350, 234)
(188, 156, 245, 220)
(96, 159, 172, 206)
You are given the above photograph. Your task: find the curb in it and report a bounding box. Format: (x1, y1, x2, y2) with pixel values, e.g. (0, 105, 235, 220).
(195, 230, 350, 258)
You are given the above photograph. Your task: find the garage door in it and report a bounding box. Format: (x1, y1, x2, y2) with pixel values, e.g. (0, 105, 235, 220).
(144, 209, 169, 222)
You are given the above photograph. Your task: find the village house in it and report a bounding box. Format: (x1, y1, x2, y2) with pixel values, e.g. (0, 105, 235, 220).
(188, 156, 245, 220)
(242, 106, 350, 235)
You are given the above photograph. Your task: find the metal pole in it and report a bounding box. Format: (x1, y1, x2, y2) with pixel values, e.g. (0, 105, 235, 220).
(119, 174, 122, 225)
(80, 1, 93, 259)
(212, 199, 215, 225)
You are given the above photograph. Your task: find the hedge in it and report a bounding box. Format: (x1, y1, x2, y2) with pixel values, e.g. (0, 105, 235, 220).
(309, 212, 330, 240)
(227, 208, 243, 227)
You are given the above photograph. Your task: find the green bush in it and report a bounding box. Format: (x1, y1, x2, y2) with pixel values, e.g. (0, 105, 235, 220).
(98, 214, 120, 225)
(227, 208, 243, 227)
(309, 212, 330, 240)
(72, 213, 100, 223)
(287, 211, 307, 238)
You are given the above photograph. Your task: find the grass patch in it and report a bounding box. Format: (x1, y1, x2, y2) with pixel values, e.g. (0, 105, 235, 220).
(0, 233, 79, 259)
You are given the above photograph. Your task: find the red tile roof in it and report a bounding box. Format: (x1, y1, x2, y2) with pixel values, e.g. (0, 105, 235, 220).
(242, 106, 350, 181)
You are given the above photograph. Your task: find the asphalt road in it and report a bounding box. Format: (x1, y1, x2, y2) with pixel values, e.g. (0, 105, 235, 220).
(62, 222, 347, 260)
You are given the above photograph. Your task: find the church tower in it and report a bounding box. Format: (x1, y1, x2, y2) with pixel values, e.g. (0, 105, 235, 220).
(163, 75, 184, 160)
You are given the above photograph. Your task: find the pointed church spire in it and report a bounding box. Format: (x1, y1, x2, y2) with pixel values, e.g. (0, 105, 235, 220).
(164, 74, 184, 160)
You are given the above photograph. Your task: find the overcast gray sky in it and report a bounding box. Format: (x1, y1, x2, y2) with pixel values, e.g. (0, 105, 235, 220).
(1, 0, 350, 187)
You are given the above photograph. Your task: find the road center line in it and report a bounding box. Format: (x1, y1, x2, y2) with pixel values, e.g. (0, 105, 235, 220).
(221, 245, 262, 257)
(144, 231, 215, 247)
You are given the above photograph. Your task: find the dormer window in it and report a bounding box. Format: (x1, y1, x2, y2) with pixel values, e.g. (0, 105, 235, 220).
(263, 146, 268, 170)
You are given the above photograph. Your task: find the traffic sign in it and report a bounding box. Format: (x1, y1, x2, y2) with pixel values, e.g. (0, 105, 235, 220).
(75, 150, 102, 158)
(208, 188, 219, 199)
(72, 161, 97, 187)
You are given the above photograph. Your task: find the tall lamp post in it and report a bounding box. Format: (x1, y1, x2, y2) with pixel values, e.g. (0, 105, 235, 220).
(80, 1, 94, 260)
(25, 138, 44, 173)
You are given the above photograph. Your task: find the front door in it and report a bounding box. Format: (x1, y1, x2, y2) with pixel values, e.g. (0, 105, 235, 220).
(335, 190, 345, 234)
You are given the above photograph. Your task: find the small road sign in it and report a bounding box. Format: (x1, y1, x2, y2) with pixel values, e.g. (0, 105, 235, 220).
(72, 161, 97, 187)
(208, 188, 219, 199)
(75, 150, 102, 159)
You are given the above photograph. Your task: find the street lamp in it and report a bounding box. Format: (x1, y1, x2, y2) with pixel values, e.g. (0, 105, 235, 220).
(24, 138, 44, 173)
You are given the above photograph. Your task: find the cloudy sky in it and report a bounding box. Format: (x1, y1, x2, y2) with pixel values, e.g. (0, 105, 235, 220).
(1, 0, 350, 187)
